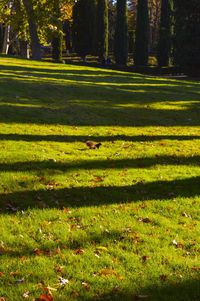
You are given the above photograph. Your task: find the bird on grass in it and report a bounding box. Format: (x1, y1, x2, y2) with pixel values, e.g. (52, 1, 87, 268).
(86, 140, 102, 149)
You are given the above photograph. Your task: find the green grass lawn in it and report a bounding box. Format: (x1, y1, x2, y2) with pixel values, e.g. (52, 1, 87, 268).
(0, 56, 200, 301)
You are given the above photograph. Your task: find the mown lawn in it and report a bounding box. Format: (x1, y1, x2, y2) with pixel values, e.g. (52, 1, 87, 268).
(0, 56, 200, 301)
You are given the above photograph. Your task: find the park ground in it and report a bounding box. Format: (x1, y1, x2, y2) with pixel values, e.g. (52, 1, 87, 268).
(0, 56, 200, 300)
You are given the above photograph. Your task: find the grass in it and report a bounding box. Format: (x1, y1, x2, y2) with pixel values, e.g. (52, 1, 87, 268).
(0, 55, 200, 301)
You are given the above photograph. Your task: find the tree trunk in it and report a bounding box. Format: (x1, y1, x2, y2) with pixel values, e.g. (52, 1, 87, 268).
(2, 24, 10, 54)
(22, 0, 41, 60)
(134, 0, 149, 66)
(19, 40, 30, 58)
(97, 0, 108, 61)
(114, 0, 128, 65)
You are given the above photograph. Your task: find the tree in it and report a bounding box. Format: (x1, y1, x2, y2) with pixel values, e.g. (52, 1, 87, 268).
(51, 0, 63, 62)
(114, 0, 128, 65)
(72, 0, 97, 59)
(173, 0, 200, 75)
(63, 19, 71, 53)
(128, 0, 161, 53)
(97, 0, 108, 61)
(22, 0, 41, 60)
(134, 0, 149, 66)
(157, 0, 172, 66)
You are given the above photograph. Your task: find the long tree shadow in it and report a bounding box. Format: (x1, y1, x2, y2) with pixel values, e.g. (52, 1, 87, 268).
(1, 63, 200, 87)
(85, 278, 200, 301)
(0, 61, 200, 127)
(1, 176, 199, 211)
(0, 102, 200, 126)
(0, 155, 199, 173)
(0, 133, 199, 143)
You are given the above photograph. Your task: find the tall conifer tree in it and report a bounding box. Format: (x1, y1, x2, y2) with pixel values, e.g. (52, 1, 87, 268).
(97, 0, 108, 61)
(134, 0, 149, 66)
(114, 0, 128, 65)
(173, 0, 200, 75)
(72, 0, 97, 59)
(157, 0, 172, 66)
(52, 0, 63, 62)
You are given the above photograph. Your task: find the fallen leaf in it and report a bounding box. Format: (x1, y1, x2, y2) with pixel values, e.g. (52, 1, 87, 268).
(20, 256, 26, 261)
(58, 277, 69, 286)
(23, 291, 31, 298)
(101, 269, 119, 277)
(10, 270, 20, 276)
(142, 255, 149, 263)
(96, 246, 108, 251)
(92, 177, 104, 183)
(72, 249, 84, 254)
(62, 207, 72, 213)
(83, 286, 90, 291)
(70, 290, 79, 297)
(191, 267, 200, 270)
(160, 275, 167, 281)
(38, 295, 53, 301)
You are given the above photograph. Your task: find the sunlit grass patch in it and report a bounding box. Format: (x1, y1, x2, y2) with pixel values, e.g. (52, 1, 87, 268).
(0, 56, 200, 300)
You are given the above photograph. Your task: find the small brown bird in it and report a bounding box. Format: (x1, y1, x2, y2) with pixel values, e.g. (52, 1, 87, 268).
(86, 140, 102, 149)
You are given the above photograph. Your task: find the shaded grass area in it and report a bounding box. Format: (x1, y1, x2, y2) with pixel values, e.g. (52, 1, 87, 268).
(0, 56, 200, 300)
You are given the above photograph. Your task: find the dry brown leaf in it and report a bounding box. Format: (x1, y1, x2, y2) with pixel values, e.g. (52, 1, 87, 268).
(38, 295, 53, 301)
(83, 286, 90, 291)
(101, 269, 119, 277)
(160, 275, 167, 281)
(92, 177, 104, 183)
(70, 290, 79, 297)
(72, 249, 84, 254)
(9, 270, 20, 276)
(191, 267, 200, 270)
(142, 255, 149, 263)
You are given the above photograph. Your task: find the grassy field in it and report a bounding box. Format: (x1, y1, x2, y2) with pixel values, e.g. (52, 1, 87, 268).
(0, 56, 200, 301)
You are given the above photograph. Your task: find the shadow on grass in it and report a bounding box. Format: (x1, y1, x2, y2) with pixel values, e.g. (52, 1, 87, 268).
(85, 278, 200, 301)
(0, 61, 200, 127)
(1, 175, 199, 211)
(0, 133, 199, 143)
(0, 155, 199, 173)
(0, 102, 200, 127)
(0, 63, 198, 84)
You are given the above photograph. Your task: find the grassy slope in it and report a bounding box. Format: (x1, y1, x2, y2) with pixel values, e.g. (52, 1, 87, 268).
(0, 56, 200, 300)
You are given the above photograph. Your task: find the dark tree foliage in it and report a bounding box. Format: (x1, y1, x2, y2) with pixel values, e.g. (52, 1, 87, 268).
(52, 32, 63, 62)
(157, 0, 172, 66)
(173, 0, 200, 75)
(52, 0, 63, 62)
(114, 0, 128, 65)
(134, 0, 149, 66)
(63, 20, 71, 53)
(72, 0, 97, 59)
(97, 0, 108, 61)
